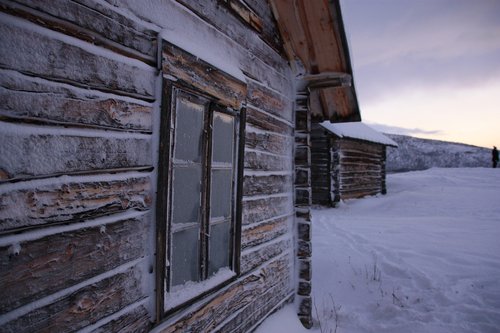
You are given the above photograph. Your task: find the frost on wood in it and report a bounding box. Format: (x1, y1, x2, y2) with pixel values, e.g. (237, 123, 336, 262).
(242, 195, 293, 226)
(1, 265, 146, 332)
(0, 70, 153, 131)
(243, 174, 293, 197)
(1, 0, 157, 61)
(0, 175, 151, 232)
(0, 124, 151, 181)
(157, 255, 293, 333)
(0, 13, 155, 100)
(0, 215, 149, 314)
(242, 215, 292, 249)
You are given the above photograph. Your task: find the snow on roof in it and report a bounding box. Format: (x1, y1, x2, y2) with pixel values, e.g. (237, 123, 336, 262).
(320, 121, 398, 147)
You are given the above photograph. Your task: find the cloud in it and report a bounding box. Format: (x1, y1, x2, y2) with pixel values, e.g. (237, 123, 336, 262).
(342, 0, 500, 104)
(342, 0, 500, 67)
(366, 123, 443, 136)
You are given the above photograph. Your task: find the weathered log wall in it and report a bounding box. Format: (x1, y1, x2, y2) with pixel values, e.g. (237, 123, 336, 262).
(0, 0, 157, 331)
(0, 0, 295, 332)
(311, 122, 331, 205)
(333, 139, 387, 200)
(311, 131, 389, 205)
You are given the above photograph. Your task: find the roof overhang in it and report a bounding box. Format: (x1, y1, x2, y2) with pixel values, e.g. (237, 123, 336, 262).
(269, 0, 361, 122)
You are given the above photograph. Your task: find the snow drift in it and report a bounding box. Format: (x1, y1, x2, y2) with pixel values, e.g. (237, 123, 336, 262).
(257, 168, 500, 333)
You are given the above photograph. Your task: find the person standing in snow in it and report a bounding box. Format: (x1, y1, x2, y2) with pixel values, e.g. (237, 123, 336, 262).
(493, 146, 499, 168)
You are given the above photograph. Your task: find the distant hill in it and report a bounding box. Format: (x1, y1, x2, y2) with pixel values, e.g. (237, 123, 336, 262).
(385, 134, 491, 172)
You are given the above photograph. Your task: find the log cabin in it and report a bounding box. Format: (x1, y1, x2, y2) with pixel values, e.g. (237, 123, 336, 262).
(312, 122, 398, 206)
(0, 0, 361, 331)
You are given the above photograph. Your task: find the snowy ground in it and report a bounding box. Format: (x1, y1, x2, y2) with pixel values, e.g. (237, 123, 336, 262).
(256, 168, 500, 333)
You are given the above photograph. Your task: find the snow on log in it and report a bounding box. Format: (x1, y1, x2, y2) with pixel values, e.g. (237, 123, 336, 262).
(158, 255, 292, 333)
(240, 236, 291, 274)
(0, 262, 147, 332)
(0, 0, 157, 64)
(243, 174, 293, 197)
(0, 123, 151, 182)
(89, 303, 151, 333)
(0, 174, 151, 233)
(245, 129, 293, 156)
(242, 195, 293, 226)
(0, 214, 149, 314)
(246, 80, 293, 123)
(246, 106, 293, 135)
(244, 150, 292, 172)
(0, 70, 153, 132)
(241, 215, 292, 249)
(175, 0, 287, 73)
(162, 42, 247, 109)
(0, 13, 155, 100)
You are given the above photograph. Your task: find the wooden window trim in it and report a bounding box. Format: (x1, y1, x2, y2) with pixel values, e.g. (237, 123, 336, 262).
(155, 78, 246, 322)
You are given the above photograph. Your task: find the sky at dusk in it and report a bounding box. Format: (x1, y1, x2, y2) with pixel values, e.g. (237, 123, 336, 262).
(340, 0, 500, 148)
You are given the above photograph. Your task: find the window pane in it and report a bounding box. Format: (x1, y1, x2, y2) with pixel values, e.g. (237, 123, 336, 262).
(208, 221, 231, 276)
(175, 97, 204, 162)
(212, 112, 234, 164)
(210, 169, 233, 219)
(172, 166, 201, 224)
(171, 227, 200, 286)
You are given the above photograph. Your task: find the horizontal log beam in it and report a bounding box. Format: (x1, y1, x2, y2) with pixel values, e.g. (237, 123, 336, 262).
(1, 264, 147, 332)
(0, 214, 149, 313)
(247, 80, 293, 123)
(240, 237, 292, 274)
(242, 215, 291, 249)
(162, 42, 246, 109)
(245, 129, 293, 156)
(246, 106, 293, 135)
(0, 123, 151, 182)
(0, 70, 153, 132)
(1, 0, 157, 64)
(0, 174, 151, 233)
(302, 72, 352, 89)
(243, 174, 293, 197)
(244, 151, 292, 172)
(0, 13, 155, 100)
(242, 195, 293, 226)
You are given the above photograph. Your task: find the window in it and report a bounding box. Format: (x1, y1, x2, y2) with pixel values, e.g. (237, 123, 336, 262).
(156, 83, 244, 315)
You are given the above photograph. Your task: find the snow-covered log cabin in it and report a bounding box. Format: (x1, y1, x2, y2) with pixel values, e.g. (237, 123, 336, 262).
(311, 122, 398, 206)
(0, 0, 360, 331)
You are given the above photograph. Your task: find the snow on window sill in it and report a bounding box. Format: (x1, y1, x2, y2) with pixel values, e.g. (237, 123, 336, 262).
(164, 267, 236, 311)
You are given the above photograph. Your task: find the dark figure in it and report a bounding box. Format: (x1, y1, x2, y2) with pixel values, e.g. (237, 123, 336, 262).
(493, 146, 499, 168)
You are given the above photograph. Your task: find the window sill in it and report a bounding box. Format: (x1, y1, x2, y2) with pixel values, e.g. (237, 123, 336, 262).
(164, 268, 236, 312)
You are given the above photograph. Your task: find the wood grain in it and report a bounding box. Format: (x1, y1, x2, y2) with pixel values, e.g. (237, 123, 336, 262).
(1, 0, 157, 64)
(0, 126, 151, 181)
(0, 175, 151, 232)
(0, 70, 152, 132)
(1, 265, 146, 332)
(0, 16, 155, 100)
(0, 214, 149, 313)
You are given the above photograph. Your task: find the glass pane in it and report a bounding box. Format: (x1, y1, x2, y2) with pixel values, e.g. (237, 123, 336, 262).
(172, 166, 201, 224)
(210, 169, 233, 219)
(175, 97, 204, 162)
(171, 227, 200, 286)
(208, 221, 231, 276)
(212, 112, 234, 164)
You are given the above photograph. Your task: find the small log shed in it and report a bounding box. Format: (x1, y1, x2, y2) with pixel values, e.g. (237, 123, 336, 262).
(311, 122, 398, 206)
